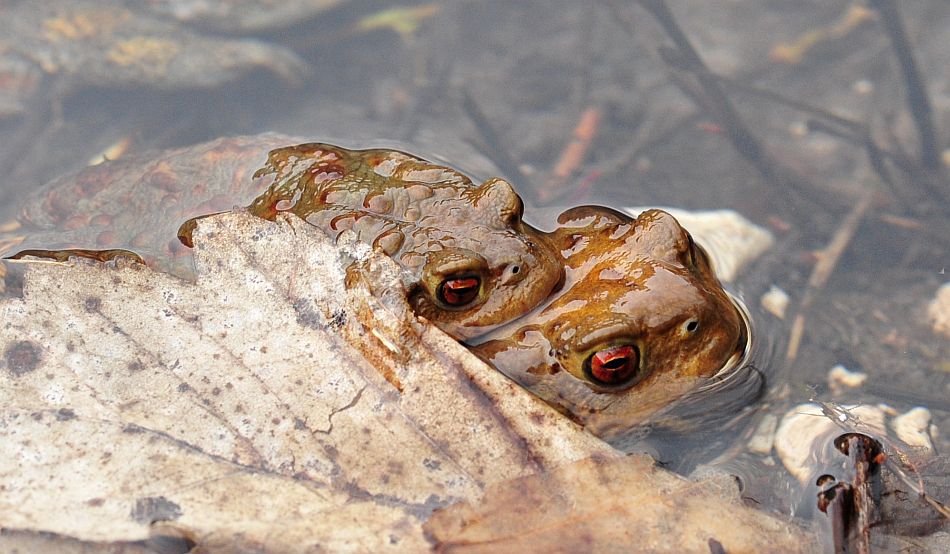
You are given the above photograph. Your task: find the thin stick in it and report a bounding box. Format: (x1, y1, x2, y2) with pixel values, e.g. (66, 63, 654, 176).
(716, 76, 918, 182)
(844, 435, 877, 554)
(460, 90, 533, 190)
(634, 0, 829, 215)
(719, 77, 865, 136)
(636, 0, 768, 173)
(868, 0, 941, 170)
(538, 106, 602, 203)
(786, 193, 873, 359)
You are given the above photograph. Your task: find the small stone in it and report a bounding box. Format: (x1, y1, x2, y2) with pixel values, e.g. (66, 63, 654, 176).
(891, 407, 935, 452)
(928, 282, 950, 339)
(747, 413, 778, 455)
(827, 364, 867, 394)
(852, 79, 873, 95)
(760, 286, 789, 320)
(788, 121, 808, 138)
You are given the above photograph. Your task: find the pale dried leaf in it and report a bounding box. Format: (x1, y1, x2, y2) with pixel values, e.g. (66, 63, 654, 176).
(0, 211, 612, 551)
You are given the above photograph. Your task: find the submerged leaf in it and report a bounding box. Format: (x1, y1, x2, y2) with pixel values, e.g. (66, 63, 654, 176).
(425, 454, 816, 553)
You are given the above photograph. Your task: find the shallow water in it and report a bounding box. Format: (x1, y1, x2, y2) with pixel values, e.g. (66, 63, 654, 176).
(1, 0, 949, 547)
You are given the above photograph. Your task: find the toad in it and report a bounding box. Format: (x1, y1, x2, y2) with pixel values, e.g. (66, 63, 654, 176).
(184, 142, 566, 341)
(468, 205, 750, 440)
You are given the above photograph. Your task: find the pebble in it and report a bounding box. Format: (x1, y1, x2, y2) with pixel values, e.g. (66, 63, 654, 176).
(891, 407, 935, 451)
(760, 285, 789, 319)
(746, 413, 778, 455)
(827, 364, 867, 393)
(928, 282, 950, 339)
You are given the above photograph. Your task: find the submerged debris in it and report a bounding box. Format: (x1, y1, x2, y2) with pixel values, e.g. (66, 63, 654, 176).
(828, 365, 869, 394)
(760, 285, 790, 320)
(891, 407, 936, 451)
(774, 403, 887, 485)
(929, 282, 950, 339)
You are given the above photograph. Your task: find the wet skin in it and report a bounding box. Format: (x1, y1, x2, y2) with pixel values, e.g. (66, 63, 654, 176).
(468, 205, 748, 440)
(189, 142, 565, 341)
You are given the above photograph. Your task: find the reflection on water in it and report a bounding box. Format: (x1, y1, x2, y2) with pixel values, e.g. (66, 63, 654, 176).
(2, 0, 949, 547)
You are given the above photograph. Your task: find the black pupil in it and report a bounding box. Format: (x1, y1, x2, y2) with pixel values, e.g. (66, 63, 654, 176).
(440, 276, 480, 306)
(686, 320, 699, 332)
(586, 345, 639, 387)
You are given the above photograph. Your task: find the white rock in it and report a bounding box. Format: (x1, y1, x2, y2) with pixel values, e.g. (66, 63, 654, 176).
(929, 282, 950, 339)
(827, 365, 868, 393)
(747, 413, 778, 455)
(760, 285, 789, 319)
(891, 407, 935, 451)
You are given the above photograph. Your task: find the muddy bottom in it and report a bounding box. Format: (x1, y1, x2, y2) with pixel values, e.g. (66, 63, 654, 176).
(1, 0, 948, 549)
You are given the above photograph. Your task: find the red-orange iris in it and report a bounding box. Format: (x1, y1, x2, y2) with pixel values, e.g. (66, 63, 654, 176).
(439, 276, 480, 306)
(587, 345, 639, 386)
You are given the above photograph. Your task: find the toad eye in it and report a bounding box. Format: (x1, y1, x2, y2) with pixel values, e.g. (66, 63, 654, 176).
(437, 275, 481, 307)
(583, 345, 640, 387)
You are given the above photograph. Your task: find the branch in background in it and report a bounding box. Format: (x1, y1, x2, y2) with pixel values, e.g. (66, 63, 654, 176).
(632, 0, 839, 217)
(803, 118, 918, 210)
(538, 106, 602, 203)
(460, 90, 533, 191)
(713, 71, 937, 213)
(868, 0, 941, 170)
(786, 193, 873, 360)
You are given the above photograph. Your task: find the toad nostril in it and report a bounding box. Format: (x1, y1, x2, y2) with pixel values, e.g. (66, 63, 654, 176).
(498, 262, 525, 285)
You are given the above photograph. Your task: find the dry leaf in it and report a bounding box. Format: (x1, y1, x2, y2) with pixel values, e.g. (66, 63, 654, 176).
(0, 211, 612, 551)
(1, 211, 813, 551)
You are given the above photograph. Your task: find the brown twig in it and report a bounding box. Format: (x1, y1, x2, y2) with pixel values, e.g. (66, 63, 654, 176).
(786, 193, 873, 359)
(538, 106, 602, 203)
(633, 0, 830, 215)
(460, 90, 533, 190)
(868, 0, 941, 170)
(817, 478, 854, 554)
(838, 434, 881, 554)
